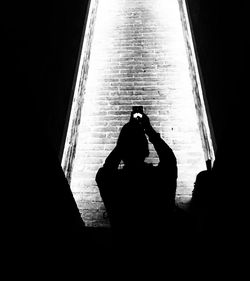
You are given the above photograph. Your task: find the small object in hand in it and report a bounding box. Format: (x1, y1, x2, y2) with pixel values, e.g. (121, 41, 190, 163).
(132, 106, 143, 120)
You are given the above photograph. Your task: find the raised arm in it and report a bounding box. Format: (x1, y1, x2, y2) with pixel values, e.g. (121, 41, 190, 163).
(95, 145, 121, 187)
(142, 114, 177, 178)
(103, 145, 122, 170)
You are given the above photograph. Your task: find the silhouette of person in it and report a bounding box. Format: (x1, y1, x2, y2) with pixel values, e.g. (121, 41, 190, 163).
(190, 164, 212, 234)
(96, 111, 178, 247)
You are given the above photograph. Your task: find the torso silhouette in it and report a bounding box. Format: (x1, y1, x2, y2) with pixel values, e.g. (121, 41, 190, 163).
(96, 129, 177, 235)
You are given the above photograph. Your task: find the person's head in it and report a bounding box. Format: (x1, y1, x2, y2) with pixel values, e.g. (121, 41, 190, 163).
(194, 171, 210, 188)
(117, 121, 149, 167)
(192, 170, 211, 202)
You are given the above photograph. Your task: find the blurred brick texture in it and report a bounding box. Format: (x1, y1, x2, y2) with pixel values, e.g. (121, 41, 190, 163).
(67, 0, 207, 227)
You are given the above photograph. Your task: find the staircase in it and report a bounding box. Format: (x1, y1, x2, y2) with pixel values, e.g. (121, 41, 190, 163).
(62, 0, 214, 227)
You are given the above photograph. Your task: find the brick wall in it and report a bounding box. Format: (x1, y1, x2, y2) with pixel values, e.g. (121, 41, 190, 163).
(64, 0, 210, 227)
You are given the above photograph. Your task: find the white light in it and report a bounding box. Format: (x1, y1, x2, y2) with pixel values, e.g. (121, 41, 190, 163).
(62, 0, 215, 226)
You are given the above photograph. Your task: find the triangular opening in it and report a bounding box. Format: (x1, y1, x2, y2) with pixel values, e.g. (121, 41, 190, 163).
(62, 0, 215, 227)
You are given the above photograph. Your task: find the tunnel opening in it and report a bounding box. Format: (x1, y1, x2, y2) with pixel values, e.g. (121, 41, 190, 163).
(62, 0, 215, 227)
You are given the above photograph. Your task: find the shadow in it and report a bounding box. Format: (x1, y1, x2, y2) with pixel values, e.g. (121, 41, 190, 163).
(189, 161, 212, 232)
(95, 112, 193, 266)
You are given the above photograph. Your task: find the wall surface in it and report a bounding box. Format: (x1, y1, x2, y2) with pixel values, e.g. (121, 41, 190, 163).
(4, 1, 90, 271)
(66, 0, 211, 227)
(6, 0, 247, 159)
(6, 1, 91, 157)
(186, 0, 248, 145)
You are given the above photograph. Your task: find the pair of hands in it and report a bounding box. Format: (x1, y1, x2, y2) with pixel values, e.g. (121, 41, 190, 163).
(130, 112, 153, 134)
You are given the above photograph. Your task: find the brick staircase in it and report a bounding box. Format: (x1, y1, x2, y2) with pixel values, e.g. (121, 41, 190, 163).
(62, 0, 213, 227)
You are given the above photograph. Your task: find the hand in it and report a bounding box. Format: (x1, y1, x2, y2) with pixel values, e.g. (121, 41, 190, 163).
(141, 113, 151, 131)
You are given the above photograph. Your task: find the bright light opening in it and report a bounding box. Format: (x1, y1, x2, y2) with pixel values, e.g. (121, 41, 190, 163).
(62, 0, 215, 227)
